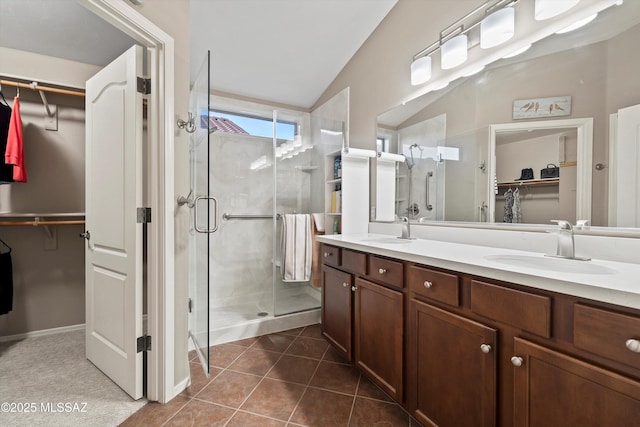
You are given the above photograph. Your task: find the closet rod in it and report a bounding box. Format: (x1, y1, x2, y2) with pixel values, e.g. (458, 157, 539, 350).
(0, 220, 85, 227)
(0, 79, 85, 98)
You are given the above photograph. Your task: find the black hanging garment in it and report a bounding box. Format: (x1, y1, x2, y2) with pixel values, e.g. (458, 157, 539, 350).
(0, 239, 12, 315)
(0, 91, 14, 184)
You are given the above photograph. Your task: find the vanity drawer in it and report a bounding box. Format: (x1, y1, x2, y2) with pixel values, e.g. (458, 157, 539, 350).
(471, 280, 551, 337)
(408, 265, 459, 307)
(321, 244, 341, 267)
(341, 249, 366, 276)
(367, 255, 403, 289)
(574, 304, 640, 369)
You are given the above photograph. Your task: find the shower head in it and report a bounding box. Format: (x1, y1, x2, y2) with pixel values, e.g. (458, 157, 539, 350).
(405, 144, 423, 169)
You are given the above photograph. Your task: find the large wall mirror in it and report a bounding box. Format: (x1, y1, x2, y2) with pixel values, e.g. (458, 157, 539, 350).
(375, 0, 640, 230)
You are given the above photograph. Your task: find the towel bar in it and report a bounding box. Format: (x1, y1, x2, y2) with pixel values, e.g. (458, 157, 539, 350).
(222, 213, 282, 220)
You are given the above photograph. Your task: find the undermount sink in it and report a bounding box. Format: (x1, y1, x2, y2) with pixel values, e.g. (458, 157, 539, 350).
(484, 254, 615, 275)
(362, 237, 416, 244)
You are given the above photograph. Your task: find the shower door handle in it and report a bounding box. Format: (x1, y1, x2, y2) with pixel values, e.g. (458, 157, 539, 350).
(425, 171, 433, 211)
(194, 195, 218, 233)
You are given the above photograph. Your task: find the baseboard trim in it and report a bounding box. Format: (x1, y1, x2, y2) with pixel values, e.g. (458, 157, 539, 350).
(173, 376, 190, 399)
(0, 323, 86, 343)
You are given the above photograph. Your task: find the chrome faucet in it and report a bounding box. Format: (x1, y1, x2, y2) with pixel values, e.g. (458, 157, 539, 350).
(398, 216, 415, 240)
(547, 220, 590, 261)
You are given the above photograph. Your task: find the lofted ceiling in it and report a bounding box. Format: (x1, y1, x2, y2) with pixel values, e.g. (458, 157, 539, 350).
(190, 0, 397, 109)
(0, 0, 397, 109)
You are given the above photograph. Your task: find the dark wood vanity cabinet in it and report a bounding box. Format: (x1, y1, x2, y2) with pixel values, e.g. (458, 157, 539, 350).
(320, 243, 640, 426)
(409, 299, 497, 427)
(320, 246, 404, 401)
(321, 265, 353, 361)
(512, 337, 640, 427)
(354, 276, 403, 402)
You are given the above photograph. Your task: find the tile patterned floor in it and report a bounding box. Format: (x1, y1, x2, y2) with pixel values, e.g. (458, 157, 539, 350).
(120, 324, 421, 426)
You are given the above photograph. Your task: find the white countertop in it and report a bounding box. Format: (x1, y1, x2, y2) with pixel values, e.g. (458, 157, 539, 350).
(317, 233, 640, 310)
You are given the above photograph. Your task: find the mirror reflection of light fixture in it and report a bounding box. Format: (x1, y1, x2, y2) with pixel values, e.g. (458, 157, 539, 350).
(462, 65, 485, 77)
(411, 56, 432, 85)
(555, 13, 597, 34)
(502, 43, 531, 58)
(534, 0, 580, 20)
(480, 7, 515, 49)
(441, 34, 468, 69)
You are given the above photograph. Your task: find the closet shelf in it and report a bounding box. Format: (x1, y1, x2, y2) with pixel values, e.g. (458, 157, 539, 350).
(496, 178, 559, 188)
(0, 212, 85, 227)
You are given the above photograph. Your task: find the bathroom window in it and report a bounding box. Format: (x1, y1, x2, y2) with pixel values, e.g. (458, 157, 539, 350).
(377, 137, 388, 153)
(207, 109, 297, 140)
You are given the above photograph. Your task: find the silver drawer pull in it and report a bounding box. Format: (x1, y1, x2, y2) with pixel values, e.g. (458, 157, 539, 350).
(424, 281, 433, 289)
(625, 339, 640, 353)
(378, 268, 387, 275)
(351, 285, 358, 291)
(342, 282, 348, 288)
(324, 252, 331, 257)
(480, 344, 492, 354)
(511, 356, 524, 367)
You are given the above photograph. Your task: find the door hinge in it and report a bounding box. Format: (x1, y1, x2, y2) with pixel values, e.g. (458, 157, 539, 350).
(137, 335, 151, 353)
(137, 207, 151, 223)
(188, 298, 193, 313)
(137, 77, 151, 95)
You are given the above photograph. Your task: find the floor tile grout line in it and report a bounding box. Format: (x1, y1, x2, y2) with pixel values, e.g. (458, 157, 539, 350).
(285, 343, 327, 426)
(159, 398, 193, 427)
(220, 331, 300, 426)
(345, 373, 363, 426)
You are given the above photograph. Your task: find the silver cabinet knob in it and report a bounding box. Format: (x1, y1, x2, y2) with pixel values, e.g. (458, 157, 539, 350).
(351, 285, 358, 291)
(323, 252, 331, 257)
(511, 356, 524, 367)
(626, 339, 640, 353)
(342, 282, 348, 288)
(480, 344, 492, 354)
(424, 281, 433, 289)
(378, 268, 387, 275)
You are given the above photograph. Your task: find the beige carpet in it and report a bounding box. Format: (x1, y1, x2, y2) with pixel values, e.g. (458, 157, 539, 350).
(0, 329, 146, 427)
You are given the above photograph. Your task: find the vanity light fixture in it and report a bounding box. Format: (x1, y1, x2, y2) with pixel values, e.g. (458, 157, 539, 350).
(480, 6, 515, 49)
(410, 0, 520, 85)
(441, 34, 468, 69)
(410, 55, 432, 85)
(555, 13, 598, 34)
(534, 0, 580, 20)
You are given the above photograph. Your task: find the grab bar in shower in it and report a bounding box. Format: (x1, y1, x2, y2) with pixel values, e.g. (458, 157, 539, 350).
(222, 213, 282, 220)
(425, 171, 433, 211)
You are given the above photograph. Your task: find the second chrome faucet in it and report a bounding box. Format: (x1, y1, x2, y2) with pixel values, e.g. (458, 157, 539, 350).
(399, 217, 416, 240)
(547, 219, 590, 261)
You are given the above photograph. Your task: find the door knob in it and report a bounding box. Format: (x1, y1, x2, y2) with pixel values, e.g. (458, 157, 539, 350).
(511, 356, 524, 367)
(79, 230, 91, 240)
(480, 344, 492, 354)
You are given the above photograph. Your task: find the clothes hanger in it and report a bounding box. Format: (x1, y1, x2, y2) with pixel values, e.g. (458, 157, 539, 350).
(0, 238, 11, 255)
(0, 84, 8, 107)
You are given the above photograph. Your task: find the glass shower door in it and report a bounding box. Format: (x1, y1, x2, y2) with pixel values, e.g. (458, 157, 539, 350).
(188, 51, 213, 375)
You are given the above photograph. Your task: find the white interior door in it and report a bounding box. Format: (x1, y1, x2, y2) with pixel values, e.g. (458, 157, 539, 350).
(612, 103, 640, 227)
(85, 45, 144, 399)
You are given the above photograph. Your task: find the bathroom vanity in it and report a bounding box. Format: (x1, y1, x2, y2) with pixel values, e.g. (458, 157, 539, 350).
(318, 234, 640, 427)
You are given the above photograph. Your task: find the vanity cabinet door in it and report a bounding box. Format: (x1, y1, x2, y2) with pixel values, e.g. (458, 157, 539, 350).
(321, 265, 353, 362)
(512, 337, 640, 427)
(409, 299, 497, 427)
(354, 277, 403, 402)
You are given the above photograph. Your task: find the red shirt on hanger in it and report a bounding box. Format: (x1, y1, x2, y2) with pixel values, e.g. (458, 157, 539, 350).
(5, 96, 26, 182)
